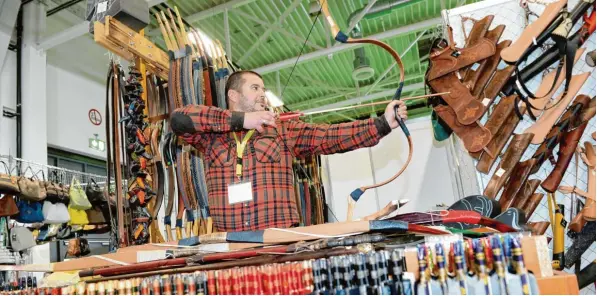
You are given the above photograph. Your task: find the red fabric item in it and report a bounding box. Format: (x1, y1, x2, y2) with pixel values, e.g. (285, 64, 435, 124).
(174, 105, 388, 231)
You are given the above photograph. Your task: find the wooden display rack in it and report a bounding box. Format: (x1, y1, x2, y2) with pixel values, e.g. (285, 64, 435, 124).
(93, 16, 169, 80)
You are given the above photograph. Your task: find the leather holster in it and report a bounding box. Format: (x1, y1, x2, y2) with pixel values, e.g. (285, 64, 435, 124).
(483, 133, 534, 198)
(542, 122, 589, 192)
(434, 104, 491, 152)
(426, 36, 496, 81)
(499, 158, 537, 211)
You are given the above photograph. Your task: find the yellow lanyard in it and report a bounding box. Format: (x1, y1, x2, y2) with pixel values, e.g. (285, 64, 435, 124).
(232, 130, 255, 179)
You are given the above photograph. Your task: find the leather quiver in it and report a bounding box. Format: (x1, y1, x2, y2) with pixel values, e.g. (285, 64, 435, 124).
(476, 64, 515, 103)
(542, 122, 588, 193)
(483, 133, 534, 198)
(498, 158, 537, 211)
(0, 195, 19, 217)
(512, 179, 541, 209)
(530, 94, 590, 174)
(523, 193, 544, 220)
(472, 95, 517, 162)
(428, 73, 486, 125)
(463, 26, 507, 94)
(527, 221, 550, 235)
(571, 96, 596, 129)
(434, 104, 491, 152)
(464, 15, 494, 47)
(427, 37, 496, 81)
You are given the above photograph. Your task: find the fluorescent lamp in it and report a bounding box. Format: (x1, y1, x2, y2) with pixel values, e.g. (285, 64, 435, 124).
(265, 91, 284, 107)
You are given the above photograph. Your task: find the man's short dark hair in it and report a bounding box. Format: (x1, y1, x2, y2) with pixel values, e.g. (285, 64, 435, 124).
(225, 70, 263, 103)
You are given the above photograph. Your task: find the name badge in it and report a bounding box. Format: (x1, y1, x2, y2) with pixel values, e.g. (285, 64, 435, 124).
(228, 181, 253, 205)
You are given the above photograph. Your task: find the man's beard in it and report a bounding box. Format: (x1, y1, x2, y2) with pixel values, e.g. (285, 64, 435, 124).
(238, 95, 264, 112)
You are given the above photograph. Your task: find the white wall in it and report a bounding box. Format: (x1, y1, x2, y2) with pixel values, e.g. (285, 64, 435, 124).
(0, 51, 17, 157)
(46, 64, 106, 159)
(322, 116, 462, 221)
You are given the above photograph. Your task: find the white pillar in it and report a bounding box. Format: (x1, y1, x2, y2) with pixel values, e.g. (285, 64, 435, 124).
(21, 1, 49, 281)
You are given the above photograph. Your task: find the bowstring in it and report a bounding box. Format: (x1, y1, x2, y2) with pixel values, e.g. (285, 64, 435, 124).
(280, 0, 325, 104)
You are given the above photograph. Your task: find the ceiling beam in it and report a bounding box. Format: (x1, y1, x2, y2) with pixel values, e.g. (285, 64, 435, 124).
(232, 10, 324, 51)
(237, 0, 303, 64)
(302, 82, 424, 113)
(39, 21, 89, 50)
(252, 17, 442, 74)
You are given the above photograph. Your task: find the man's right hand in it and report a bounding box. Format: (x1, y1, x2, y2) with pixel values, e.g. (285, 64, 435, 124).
(243, 111, 277, 132)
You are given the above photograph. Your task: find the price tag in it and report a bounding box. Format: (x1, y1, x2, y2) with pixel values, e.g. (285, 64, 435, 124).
(470, 63, 480, 71)
(482, 98, 491, 106)
(456, 71, 462, 80)
(496, 168, 506, 177)
(97, 1, 108, 14)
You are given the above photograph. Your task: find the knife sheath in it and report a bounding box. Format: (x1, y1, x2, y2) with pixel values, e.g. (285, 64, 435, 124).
(499, 158, 537, 211)
(427, 37, 496, 81)
(482, 133, 534, 199)
(527, 221, 550, 235)
(471, 95, 517, 161)
(512, 179, 541, 210)
(434, 104, 491, 153)
(525, 73, 591, 145)
(530, 94, 590, 174)
(428, 73, 486, 125)
(476, 106, 529, 174)
(463, 26, 507, 95)
(523, 193, 545, 220)
(542, 122, 589, 193)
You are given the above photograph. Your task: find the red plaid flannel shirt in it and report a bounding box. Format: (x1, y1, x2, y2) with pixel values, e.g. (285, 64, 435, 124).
(171, 105, 392, 231)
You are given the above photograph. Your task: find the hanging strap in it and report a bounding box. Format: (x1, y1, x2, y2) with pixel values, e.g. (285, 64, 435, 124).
(232, 130, 255, 179)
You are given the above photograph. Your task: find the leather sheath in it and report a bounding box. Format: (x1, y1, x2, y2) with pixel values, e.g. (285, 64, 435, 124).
(483, 133, 534, 198)
(512, 179, 541, 209)
(474, 95, 517, 163)
(464, 27, 508, 95)
(427, 38, 496, 81)
(527, 221, 550, 235)
(542, 121, 589, 193)
(476, 106, 528, 174)
(499, 158, 537, 211)
(428, 73, 486, 125)
(434, 104, 491, 152)
(530, 95, 590, 174)
(523, 193, 545, 220)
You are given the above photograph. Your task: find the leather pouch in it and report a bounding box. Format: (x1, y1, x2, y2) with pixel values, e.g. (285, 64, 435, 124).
(428, 73, 486, 125)
(17, 176, 46, 202)
(434, 104, 491, 152)
(86, 206, 107, 225)
(13, 200, 44, 223)
(499, 158, 537, 211)
(0, 195, 19, 217)
(85, 179, 105, 206)
(0, 161, 19, 195)
(483, 133, 534, 198)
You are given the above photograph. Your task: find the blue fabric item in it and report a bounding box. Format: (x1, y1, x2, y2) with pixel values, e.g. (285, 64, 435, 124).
(335, 31, 349, 43)
(178, 236, 200, 246)
(226, 230, 265, 243)
(350, 188, 364, 202)
(14, 200, 44, 223)
(369, 220, 408, 232)
(431, 110, 452, 141)
(175, 218, 183, 228)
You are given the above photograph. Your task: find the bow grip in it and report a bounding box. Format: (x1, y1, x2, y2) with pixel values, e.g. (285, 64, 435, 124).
(392, 82, 410, 137)
(350, 188, 364, 202)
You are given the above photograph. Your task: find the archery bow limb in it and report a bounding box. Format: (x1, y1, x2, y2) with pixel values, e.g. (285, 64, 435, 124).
(317, 0, 413, 221)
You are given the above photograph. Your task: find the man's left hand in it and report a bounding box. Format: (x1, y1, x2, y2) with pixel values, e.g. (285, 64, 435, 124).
(384, 100, 407, 129)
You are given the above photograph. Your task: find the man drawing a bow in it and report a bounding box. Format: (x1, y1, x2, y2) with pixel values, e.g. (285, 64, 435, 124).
(171, 70, 407, 232)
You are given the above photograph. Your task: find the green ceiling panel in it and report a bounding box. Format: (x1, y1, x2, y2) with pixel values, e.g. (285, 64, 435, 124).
(149, 0, 482, 123)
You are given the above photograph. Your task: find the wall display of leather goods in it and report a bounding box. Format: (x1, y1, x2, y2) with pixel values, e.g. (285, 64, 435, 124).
(433, 0, 596, 294)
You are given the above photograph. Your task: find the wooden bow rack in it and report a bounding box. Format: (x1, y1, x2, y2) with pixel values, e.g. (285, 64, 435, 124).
(94, 16, 169, 80)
